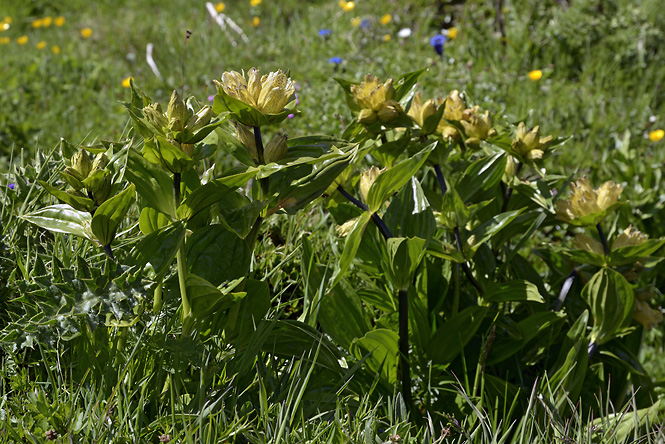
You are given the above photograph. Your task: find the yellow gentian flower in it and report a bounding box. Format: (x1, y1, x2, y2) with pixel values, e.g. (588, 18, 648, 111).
(407, 92, 438, 131)
(436, 90, 466, 139)
(447, 27, 458, 39)
(612, 226, 647, 250)
(351, 74, 402, 124)
(555, 177, 623, 226)
(633, 300, 663, 329)
(43, 17, 53, 27)
(511, 122, 552, 161)
(359, 166, 382, 203)
(216, 67, 296, 115)
(461, 106, 497, 148)
(51, 45, 61, 54)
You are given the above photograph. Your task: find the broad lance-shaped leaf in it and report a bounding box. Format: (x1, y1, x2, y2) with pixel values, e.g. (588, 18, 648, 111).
(186, 273, 246, 319)
(38, 180, 95, 213)
(92, 184, 136, 246)
(128, 221, 185, 277)
(143, 136, 196, 174)
(125, 148, 176, 218)
(330, 211, 372, 289)
(21, 204, 93, 241)
(350, 329, 400, 385)
(456, 152, 507, 203)
(177, 169, 258, 220)
(366, 142, 436, 213)
(582, 268, 635, 345)
(484, 280, 544, 303)
(427, 306, 488, 366)
(138, 207, 171, 235)
(387, 237, 427, 291)
(384, 177, 436, 240)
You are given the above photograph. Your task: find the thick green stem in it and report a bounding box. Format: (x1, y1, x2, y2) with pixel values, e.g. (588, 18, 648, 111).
(153, 283, 163, 314)
(398, 288, 413, 410)
(173, 172, 191, 333)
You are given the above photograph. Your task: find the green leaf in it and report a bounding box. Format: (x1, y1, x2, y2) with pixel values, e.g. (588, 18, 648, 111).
(38, 181, 96, 213)
(138, 207, 171, 234)
(593, 399, 665, 444)
(186, 274, 246, 319)
(330, 211, 372, 288)
(440, 184, 469, 229)
(468, 209, 525, 256)
(393, 68, 428, 103)
(125, 148, 176, 218)
(383, 178, 436, 241)
(212, 90, 269, 127)
(484, 280, 544, 303)
(456, 152, 507, 203)
(582, 268, 635, 345)
(608, 239, 665, 266)
(318, 280, 372, 350)
(427, 306, 489, 365)
(128, 221, 185, 277)
(21, 204, 93, 241)
(216, 192, 268, 239)
(350, 329, 400, 385)
(366, 142, 436, 212)
(177, 169, 257, 220)
(487, 312, 566, 365)
(186, 224, 252, 286)
(387, 237, 427, 291)
(91, 184, 136, 246)
(147, 136, 196, 174)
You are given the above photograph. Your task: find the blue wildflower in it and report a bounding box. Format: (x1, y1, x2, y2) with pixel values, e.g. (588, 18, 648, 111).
(328, 56, 343, 64)
(8, 183, 15, 190)
(360, 18, 370, 29)
(319, 29, 332, 37)
(430, 34, 446, 56)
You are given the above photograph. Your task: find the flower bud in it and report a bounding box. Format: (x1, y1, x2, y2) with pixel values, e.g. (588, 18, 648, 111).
(181, 143, 194, 157)
(70, 150, 92, 180)
(359, 166, 381, 203)
(358, 108, 378, 125)
(502, 155, 517, 183)
(166, 90, 189, 131)
(92, 173, 112, 204)
(92, 153, 109, 171)
(143, 103, 168, 131)
(185, 106, 213, 133)
(233, 121, 258, 163)
(264, 134, 288, 163)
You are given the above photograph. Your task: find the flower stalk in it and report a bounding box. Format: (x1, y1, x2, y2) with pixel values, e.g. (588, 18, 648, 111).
(173, 172, 191, 333)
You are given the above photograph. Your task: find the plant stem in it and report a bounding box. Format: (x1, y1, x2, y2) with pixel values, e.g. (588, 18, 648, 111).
(434, 164, 447, 195)
(103, 244, 115, 261)
(596, 223, 609, 256)
(501, 161, 523, 213)
(173, 172, 191, 334)
(253, 126, 270, 199)
(398, 288, 412, 410)
(454, 227, 484, 296)
(337, 185, 393, 239)
(153, 283, 163, 315)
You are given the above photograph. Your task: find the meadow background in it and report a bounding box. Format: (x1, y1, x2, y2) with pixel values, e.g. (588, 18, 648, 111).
(2, 0, 665, 442)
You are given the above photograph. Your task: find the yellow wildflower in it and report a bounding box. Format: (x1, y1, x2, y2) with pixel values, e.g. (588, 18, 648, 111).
(17, 35, 28, 45)
(32, 18, 43, 28)
(511, 122, 553, 161)
(0, 37, 9, 44)
(436, 90, 466, 139)
(250, 0, 262, 5)
(461, 106, 497, 148)
(43, 16, 53, 27)
(215, 2, 226, 12)
(54, 16, 65, 26)
(36, 41, 46, 50)
(649, 129, 664, 142)
(612, 226, 647, 250)
(528, 70, 543, 81)
(633, 300, 663, 329)
(233, 121, 259, 162)
(3, 16, 12, 25)
(380, 14, 392, 25)
(359, 166, 382, 203)
(555, 177, 623, 226)
(447, 27, 458, 39)
(122, 76, 133, 88)
(340, 1, 355, 12)
(351, 74, 403, 124)
(352, 17, 361, 27)
(383, 34, 391, 42)
(81, 27, 93, 38)
(252, 16, 260, 26)
(407, 92, 438, 130)
(51, 45, 61, 54)
(215, 67, 296, 115)
(1, 21, 9, 31)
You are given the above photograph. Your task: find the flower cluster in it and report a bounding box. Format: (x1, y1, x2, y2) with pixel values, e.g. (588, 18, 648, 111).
(351, 75, 402, 125)
(556, 177, 623, 226)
